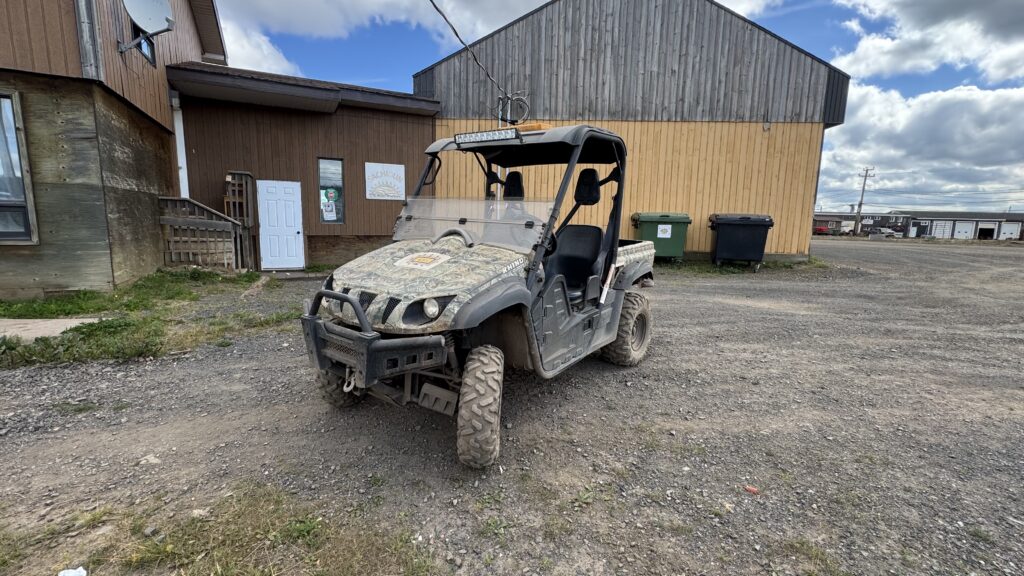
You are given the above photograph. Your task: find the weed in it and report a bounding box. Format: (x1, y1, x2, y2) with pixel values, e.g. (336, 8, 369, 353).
(475, 489, 505, 510)
(367, 474, 386, 488)
(214, 338, 233, 347)
(540, 516, 571, 540)
(479, 517, 511, 542)
(275, 516, 326, 548)
(111, 401, 131, 411)
(967, 527, 994, 544)
(1, 316, 164, 369)
(0, 268, 260, 319)
(656, 520, 694, 536)
(782, 539, 852, 576)
(52, 401, 100, 415)
(570, 486, 596, 509)
(0, 528, 24, 570)
(304, 264, 337, 274)
(77, 507, 113, 529)
(264, 276, 285, 289)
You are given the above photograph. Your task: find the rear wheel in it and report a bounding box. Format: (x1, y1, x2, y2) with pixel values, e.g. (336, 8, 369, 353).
(456, 345, 504, 468)
(601, 290, 652, 366)
(317, 369, 362, 409)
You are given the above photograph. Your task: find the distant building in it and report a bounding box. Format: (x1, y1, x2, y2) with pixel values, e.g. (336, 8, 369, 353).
(901, 211, 1024, 240)
(813, 212, 910, 235)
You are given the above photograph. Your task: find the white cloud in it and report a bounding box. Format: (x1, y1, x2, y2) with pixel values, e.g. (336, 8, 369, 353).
(833, 0, 1024, 83)
(840, 18, 863, 36)
(717, 0, 783, 17)
(820, 83, 1024, 210)
(221, 19, 302, 75)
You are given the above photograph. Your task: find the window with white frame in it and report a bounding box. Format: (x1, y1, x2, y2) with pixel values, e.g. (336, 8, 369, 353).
(0, 93, 37, 243)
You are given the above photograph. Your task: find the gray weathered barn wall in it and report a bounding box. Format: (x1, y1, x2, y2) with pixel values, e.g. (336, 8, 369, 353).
(0, 71, 172, 299)
(414, 0, 848, 124)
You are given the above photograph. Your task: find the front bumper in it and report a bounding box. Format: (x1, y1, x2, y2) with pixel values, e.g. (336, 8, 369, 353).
(301, 290, 447, 389)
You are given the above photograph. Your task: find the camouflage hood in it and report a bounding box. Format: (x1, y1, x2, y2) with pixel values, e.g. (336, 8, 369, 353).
(326, 237, 529, 334)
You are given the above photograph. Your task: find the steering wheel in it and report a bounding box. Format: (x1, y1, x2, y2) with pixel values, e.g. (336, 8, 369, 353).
(433, 227, 476, 247)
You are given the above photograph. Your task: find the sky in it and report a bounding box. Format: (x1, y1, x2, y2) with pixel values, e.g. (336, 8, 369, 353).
(215, 0, 1024, 213)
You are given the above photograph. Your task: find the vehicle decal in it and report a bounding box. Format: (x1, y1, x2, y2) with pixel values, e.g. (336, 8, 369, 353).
(394, 252, 452, 270)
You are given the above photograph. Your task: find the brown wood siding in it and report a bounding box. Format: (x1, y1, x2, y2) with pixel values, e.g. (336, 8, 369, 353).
(434, 119, 824, 257)
(0, 0, 83, 78)
(95, 0, 204, 129)
(180, 98, 435, 237)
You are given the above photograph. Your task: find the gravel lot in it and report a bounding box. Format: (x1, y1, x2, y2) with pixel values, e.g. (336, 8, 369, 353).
(2, 238, 1023, 575)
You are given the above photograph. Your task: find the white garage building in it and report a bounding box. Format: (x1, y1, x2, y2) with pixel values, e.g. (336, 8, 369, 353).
(903, 211, 1024, 241)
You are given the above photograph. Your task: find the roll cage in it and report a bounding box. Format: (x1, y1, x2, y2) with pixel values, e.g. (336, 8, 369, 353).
(409, 125, 628, 297)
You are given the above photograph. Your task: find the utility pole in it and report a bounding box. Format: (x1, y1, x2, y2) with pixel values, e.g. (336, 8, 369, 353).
(854, 167, 875, 235)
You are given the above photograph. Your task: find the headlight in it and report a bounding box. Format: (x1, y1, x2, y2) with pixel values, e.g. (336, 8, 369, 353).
(422, 297, 440, 319)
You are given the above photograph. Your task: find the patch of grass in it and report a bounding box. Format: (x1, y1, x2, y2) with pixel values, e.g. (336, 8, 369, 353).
(0, 269, 260, 319)
(540, 516, 571, 541)
(1, 316, 165, 369)
(570, 486, 596, 509)
(656, 520, 693, 537)
(479, 516, 511, 542)
(0, 528, 25, 570)
(474, 489, 505, 510)
(70, 485, 441, 576)
(304, 264, 337, 274)
(782, 539, 853, 576)
(52, 401, 100, 415)
(165, 307, 301, 351)
(657, 256, 830, 275)
(76, 506, 113, 530)
(366, 474, 386, 488)
(264, 276, 285, 289)
(967, 527, 995, 544)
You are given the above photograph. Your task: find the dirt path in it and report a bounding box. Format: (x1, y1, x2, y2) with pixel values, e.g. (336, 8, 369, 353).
(2, 242, 1023, 575)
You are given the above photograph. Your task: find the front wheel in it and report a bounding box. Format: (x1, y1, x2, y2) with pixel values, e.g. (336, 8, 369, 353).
(456, 345, 504, 468)
(317, 369, 363, 409)
(601, 291, 653, 366)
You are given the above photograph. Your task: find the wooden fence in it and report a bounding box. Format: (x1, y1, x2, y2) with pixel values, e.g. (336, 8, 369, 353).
(159, 197, 245, 269)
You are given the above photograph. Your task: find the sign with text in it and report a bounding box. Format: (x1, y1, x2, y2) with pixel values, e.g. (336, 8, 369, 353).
(365, 162, 405, 201)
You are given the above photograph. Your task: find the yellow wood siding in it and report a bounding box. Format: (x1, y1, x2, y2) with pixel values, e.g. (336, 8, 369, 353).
(433, 119, 824, 257)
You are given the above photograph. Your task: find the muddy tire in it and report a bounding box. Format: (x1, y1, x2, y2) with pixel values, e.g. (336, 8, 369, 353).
(317, 370, 362, 409)
(601, 291, 652, 366)
(456, 345, 504, 468)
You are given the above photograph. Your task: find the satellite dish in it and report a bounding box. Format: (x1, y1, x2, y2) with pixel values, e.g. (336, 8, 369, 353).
(122, 0, 173, 34)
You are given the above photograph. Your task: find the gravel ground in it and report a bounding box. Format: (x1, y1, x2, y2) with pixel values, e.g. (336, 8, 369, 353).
(2, 239, 1023, 575)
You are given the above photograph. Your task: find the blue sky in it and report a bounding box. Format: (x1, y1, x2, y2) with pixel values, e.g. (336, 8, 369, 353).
(217, 0, 1024, 211)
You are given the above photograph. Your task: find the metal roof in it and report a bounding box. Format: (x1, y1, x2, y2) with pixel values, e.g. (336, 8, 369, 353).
(167, 62, 441, 116)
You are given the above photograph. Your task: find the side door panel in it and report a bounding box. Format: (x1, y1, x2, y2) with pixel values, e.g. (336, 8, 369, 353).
(530, 277, 600, 374)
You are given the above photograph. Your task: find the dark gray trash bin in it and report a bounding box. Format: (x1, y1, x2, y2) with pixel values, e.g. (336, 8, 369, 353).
(708, 214, 774, 272)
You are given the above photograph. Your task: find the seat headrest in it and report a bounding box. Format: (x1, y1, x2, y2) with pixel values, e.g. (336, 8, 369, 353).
(504, 171, 524, 201)
(575, 169, 600, 206)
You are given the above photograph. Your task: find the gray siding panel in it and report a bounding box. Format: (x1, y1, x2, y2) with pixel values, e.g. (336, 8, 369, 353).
(415, 0, 847, 123)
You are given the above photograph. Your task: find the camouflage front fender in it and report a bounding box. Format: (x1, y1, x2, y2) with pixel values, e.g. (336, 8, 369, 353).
(450, 277, 533, 330)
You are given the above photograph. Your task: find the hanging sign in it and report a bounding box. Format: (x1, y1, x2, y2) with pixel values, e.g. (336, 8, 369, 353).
(365, 162, 405, 200)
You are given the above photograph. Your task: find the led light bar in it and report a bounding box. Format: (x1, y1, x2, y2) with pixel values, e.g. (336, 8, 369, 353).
(454, 128, 520, 144)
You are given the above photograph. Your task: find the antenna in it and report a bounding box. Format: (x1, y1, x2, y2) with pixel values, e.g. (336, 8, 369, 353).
(118, 0, 175, 53)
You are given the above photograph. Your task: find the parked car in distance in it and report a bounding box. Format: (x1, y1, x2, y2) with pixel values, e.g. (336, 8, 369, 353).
(813, 225, 831, 235)
(875, 227, 901, 237)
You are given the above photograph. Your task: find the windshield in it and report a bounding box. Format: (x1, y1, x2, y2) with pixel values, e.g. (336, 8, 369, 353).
(394, 153, 559, 254)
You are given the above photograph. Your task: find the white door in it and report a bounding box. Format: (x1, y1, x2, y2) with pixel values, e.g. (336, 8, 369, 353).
(257, 180, 305, 270)
(999, 222, 1022, 240)
(953, 221, 975, 239)
(932, 220, 953, 239)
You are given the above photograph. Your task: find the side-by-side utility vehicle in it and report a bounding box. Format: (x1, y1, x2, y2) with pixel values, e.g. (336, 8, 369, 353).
(301, 124, 655, 467)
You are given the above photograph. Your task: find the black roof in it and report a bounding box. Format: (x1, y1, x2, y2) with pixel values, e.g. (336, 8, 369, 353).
(425, 125, 625, 167)
(167, 62, 440, 116)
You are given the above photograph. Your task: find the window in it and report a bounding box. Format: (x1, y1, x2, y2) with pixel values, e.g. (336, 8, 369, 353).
(131, 22, 156, 65)
(318, 159, 344, 223)
(0, 93, 36, 243)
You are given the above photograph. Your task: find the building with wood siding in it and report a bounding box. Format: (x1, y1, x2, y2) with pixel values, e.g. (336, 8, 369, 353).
(0, 0, 227, 298)
(413, 0, 849, 258)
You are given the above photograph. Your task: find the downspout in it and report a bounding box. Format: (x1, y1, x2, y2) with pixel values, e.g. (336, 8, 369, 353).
(171, 92, 190, 198)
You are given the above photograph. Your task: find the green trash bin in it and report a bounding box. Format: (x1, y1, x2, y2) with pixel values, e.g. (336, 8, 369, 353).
(631, 212, 692, 258)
